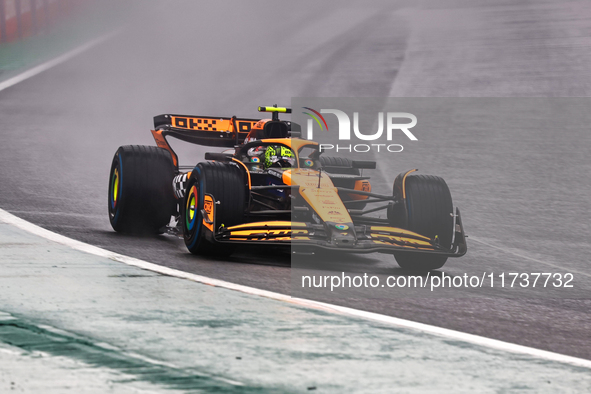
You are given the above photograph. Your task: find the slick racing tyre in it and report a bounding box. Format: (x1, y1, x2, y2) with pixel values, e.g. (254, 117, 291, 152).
(108, 145, 176, 234)
(318, 156, 360, 175)
(183, 162, 246, 256)
(392, 175, 454, 271)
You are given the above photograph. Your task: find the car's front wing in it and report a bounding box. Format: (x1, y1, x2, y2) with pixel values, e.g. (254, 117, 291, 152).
(208, 207, 467, 257)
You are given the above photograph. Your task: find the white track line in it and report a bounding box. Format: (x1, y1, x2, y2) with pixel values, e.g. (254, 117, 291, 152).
(0, 31, 120, 93)
(1, 208, 591, 370)
(470, 236, 591, 278)
(1, 39, 591, 370)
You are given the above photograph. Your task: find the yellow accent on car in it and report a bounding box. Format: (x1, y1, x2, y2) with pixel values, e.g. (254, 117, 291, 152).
(258, 106, 289, 113)
(225, 221, 307, 230)
(113, 169, 119, 203)
(369, 226, 431, 241)
(228, 229, 308, 237)
(188, 196, 195, 220)
(402, 169, 417, 199)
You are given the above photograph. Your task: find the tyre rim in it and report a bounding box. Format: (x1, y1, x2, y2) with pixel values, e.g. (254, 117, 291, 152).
(111, 167, 120, 210)
(186, 185, 198, 231)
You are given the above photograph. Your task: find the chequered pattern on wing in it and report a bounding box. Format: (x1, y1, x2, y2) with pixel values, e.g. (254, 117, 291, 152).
(173, 173, 188, 199)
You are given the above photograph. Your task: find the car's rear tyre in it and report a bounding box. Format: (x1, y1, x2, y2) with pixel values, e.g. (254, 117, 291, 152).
(183, 162, 246, 256)
(108, 145, 176, 234)
(392, 175, 453, 271)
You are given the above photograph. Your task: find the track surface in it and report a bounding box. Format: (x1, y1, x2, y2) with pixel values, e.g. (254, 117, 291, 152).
(1, 0, 590, 359)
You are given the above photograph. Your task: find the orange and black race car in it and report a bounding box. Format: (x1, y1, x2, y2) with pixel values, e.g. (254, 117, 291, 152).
(108, 106, 466, 271)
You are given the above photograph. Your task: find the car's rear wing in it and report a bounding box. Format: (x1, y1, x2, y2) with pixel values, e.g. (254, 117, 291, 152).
(152, 114, 261, 167)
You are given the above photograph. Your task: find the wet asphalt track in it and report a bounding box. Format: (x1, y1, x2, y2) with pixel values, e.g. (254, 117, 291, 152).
(1, 0, 590, 359)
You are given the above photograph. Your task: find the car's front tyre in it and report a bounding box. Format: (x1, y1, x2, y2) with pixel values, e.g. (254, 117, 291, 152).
(183, 161, 246, 256)
(391, 175, 454, 271)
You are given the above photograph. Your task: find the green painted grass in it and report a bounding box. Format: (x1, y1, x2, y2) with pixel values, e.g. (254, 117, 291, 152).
(0, 314, 276, 393)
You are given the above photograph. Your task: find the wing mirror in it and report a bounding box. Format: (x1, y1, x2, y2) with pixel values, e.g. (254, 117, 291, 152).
(204, 152, 232, 161)
(352, 160, 376, 170)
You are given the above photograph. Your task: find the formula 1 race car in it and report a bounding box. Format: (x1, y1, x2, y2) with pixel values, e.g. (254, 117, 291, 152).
(108, 106, 467, 271)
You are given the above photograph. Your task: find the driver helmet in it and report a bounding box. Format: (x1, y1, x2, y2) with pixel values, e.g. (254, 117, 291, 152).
(264, 145, 295, 169)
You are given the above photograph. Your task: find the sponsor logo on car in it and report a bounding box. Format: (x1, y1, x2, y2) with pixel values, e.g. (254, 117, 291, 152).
(204, 200, 213, 214)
